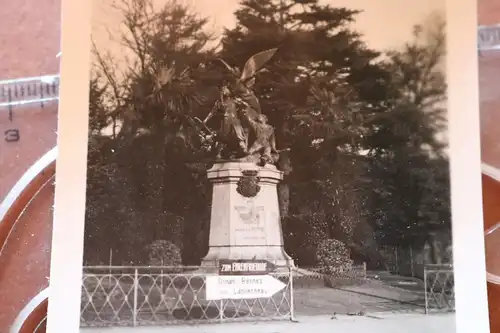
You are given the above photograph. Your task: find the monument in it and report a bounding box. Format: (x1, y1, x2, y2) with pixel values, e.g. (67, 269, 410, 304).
(194, 48, 294, 270)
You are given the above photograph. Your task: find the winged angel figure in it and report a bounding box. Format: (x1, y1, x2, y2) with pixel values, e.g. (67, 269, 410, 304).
(194, 48, 281, 165)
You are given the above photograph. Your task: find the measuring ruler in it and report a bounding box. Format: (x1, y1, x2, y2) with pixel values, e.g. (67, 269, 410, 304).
(1, 75, 59, 141)
(0, 75, 60, 201)
(479, 25, 500, 51)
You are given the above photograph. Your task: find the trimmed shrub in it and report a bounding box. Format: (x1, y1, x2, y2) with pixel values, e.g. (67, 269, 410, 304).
(316, 238, 353, 277)
(146, 240, 182, 270)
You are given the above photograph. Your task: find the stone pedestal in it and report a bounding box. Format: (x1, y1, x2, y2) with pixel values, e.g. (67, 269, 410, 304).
(201, 162, 294, 270)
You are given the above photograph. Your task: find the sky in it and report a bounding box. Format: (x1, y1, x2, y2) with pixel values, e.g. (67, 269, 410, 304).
(92, 0, 445, 57)
(91, 0, 447, 141)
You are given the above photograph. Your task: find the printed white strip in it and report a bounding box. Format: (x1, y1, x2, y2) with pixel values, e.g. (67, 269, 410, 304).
(0, 147, 58, 223)
(0, 97, 59, 108)
(33, 316, 47, 332)
(0, 75, 60, 85)
(481, 164, 500, 285)
(9, 288, 49, 333)
(487, 272, 500, 285)
(481, 163, 500, 182)
(479, 25, 500, 50)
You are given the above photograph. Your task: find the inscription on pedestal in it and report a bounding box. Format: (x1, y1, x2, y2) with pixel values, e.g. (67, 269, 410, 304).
(203, 162, 293, 266)
(234, 199, 266, 243)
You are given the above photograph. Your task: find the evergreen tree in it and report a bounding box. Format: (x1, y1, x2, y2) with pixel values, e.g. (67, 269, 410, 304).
(86, 0, 217, 264)
(219, 0, 392, 264)
(85, 0, 450, 269)
(368, 15, 449, 254)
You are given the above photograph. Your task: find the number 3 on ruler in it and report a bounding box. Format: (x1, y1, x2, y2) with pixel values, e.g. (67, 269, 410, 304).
(4, 129, 20, 142)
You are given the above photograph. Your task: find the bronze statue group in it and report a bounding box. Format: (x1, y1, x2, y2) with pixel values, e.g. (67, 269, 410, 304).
(194, 48, 282, 166)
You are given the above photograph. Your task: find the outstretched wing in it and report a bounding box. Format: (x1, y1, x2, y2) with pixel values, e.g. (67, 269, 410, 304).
(240, 48, 278, 82)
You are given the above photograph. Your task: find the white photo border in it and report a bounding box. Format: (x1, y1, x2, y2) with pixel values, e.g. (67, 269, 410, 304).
(447, 0, 490, 332)
(47, 0, 490, 332)
(46, 0, 91, 331)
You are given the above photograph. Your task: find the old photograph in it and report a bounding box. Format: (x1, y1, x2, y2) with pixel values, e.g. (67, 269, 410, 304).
(80, 0, 453, 331)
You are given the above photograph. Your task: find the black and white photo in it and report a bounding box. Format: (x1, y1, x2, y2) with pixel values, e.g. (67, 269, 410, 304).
(79, 0, 455, 331)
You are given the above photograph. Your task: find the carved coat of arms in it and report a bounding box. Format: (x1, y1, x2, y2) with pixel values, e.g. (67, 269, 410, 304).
(237, 170, 261, 198)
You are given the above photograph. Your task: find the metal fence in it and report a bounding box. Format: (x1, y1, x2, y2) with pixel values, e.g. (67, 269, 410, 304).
(424, 264, 454, 313)
(379, 245, 453, 279)
(379, 245, 422, 277)
(81, 262, 451, 327)
(81, 266, 294, 327)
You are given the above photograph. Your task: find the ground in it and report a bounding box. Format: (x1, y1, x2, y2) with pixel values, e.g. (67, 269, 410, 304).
(291, 270, 427, 315)
(81, 313, 455, 333)
(292, 284, 422, 315)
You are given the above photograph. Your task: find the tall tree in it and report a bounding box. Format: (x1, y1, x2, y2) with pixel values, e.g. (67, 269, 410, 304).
(368, 14, 449, 254)
(86, 0, 450, 269)
(219, 0, 392, 264)
(86, 0, 217, 264)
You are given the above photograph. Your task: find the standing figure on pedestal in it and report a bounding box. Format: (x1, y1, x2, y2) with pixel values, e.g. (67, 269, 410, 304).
(239, 111, 279, 166)
(194, 48, 280, 164)
(202, 85, 249, 159)
(193, 47, 294, 269)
